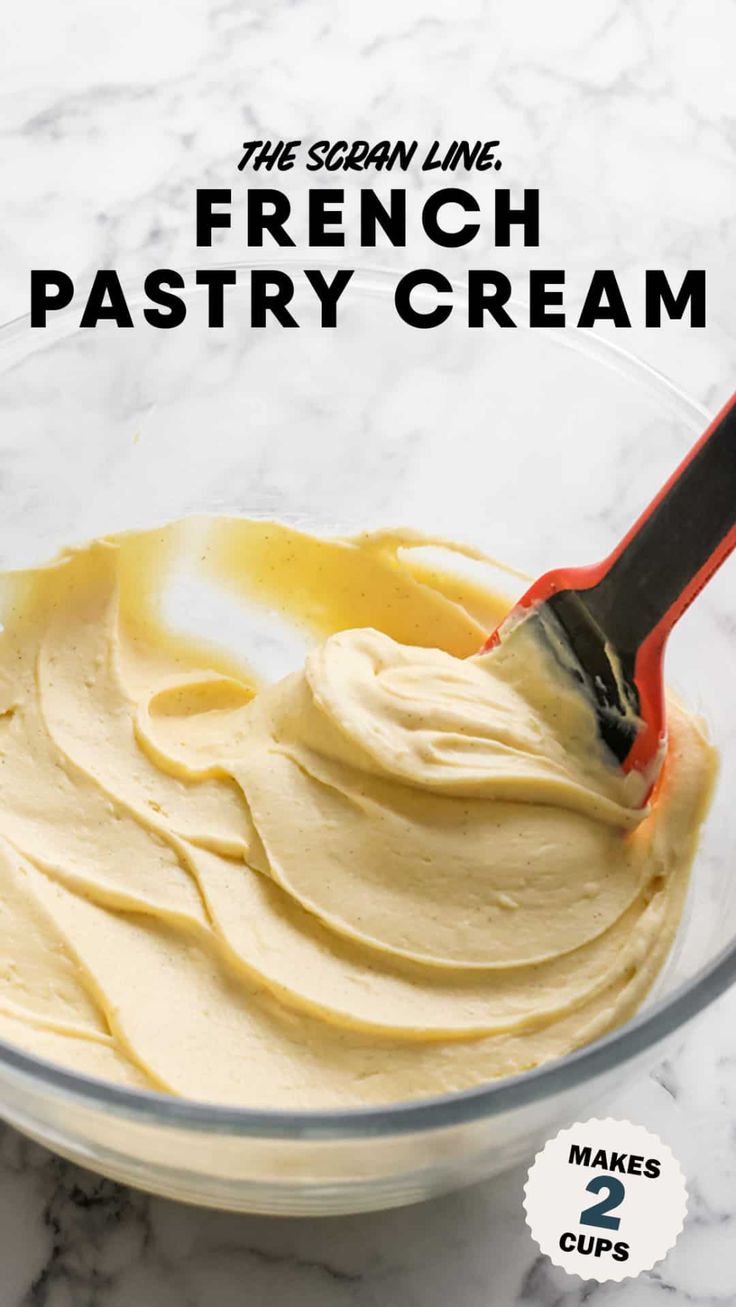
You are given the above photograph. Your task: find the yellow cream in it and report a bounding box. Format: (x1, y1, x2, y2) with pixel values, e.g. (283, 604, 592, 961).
(0, 517, 717, 1106)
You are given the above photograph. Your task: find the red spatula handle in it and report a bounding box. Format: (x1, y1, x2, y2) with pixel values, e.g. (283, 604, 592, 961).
(500, 389, 736, 631)
(486, 390, 736, 773)
(584, 389, 736, 639)
(579, 389, 736, 769)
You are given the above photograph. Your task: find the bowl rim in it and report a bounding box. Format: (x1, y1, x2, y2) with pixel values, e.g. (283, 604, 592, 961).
(0, 263, 730, 1142)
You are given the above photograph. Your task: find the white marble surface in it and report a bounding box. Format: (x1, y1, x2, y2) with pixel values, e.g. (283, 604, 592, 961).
(1, 0, 736, 1303)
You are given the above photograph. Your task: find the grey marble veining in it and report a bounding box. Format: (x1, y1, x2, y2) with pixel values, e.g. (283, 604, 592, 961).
(1, 0, 736, 1303)
(2, 1019, 736, 1307)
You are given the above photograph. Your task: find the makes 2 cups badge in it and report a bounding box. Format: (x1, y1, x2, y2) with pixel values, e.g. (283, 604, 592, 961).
(523, 1118, 687, 1282)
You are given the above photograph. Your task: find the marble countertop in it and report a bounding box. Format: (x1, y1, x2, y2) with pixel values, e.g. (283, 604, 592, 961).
(2, 1, 736, 1303)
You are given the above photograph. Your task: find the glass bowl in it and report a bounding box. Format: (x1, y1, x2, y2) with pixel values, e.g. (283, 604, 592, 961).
(0, 266, 733, 1215)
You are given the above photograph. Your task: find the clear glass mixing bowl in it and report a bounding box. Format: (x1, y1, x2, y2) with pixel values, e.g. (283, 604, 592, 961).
(0, 266, 733, 1215)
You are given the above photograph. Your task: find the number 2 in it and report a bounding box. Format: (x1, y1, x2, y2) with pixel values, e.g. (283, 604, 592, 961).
(580, 1174, 625, 1230)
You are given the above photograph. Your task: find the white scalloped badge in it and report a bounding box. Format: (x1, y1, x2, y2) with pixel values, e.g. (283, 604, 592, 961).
(523, 1118, 687, 1282)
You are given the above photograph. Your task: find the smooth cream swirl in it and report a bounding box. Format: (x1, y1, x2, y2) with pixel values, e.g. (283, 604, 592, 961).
(0, 518, 716, 1106)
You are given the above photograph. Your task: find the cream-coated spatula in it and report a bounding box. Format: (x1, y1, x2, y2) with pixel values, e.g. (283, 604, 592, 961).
(484, 391, 736, 790)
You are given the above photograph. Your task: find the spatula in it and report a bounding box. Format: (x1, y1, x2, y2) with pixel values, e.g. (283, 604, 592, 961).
(483, 390, 736, 785)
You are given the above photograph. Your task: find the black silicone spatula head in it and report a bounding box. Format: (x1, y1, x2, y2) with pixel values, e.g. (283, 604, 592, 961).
(484, 390, 736, 789)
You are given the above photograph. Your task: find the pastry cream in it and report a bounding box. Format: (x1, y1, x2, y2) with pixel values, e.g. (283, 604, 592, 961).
(0, 517, 717, 1106)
